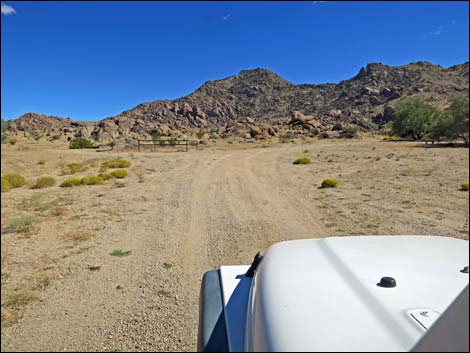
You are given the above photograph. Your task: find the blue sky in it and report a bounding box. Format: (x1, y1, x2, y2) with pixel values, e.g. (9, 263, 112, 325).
(1, 1, 469, 121)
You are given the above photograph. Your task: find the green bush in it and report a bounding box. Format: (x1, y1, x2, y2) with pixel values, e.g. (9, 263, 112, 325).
(60, 178, 83, 187)
(52, 134, 61, 140)
(293, 157, 311, 165)
(31, 176, 56, 189)
(110, 169, 128, 179)
(82, 176, 103, 185)
(151, 132, 161, 141)
(460, 183, 469, 191)
(1, 177, 12, 193)
(97, 173, 113, 180)
(343, 126, 359, 137)
(321, 178, 339, 188)
(2, 174, 27, 188)
(69, 138, 94, 149)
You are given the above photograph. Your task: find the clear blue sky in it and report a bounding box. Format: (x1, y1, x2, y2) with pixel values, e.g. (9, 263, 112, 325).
(1, 1, 469, 121)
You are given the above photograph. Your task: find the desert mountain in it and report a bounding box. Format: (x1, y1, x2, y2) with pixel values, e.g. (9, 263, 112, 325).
(7, 61, 469, 141)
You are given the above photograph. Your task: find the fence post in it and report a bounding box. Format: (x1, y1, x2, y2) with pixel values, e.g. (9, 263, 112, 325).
(138, 140, 141, 152)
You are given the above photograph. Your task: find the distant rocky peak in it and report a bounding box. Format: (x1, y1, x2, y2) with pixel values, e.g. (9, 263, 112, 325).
(235, 67, 292, 85)
(353, 62, 390, 80)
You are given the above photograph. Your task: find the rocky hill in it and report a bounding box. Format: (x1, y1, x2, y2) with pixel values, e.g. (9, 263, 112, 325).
(6, 61, 469, 142)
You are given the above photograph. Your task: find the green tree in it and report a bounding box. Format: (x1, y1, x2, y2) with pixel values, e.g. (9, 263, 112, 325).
(429, 96, 469, 143)
(391, 98, 441, 140)
(444, 96, 469, 143)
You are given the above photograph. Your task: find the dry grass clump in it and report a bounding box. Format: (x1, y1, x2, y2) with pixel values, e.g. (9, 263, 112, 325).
(31, 176, 56, 189)
(4, 216, 39, 234)
(37, 160, 46, 165)
(2, 173, 27, 188)
(60, 177, 83, 187)
(100, 159, 131, 172)
(64, 230, 94, 244)
(460, 182, 469, 191)
(293, 156, 311, 165)
(1, 177, 12, 193)
(110, 169, 128, 179)
(320, 178, 339, 188)
(60, 162, 87, 175)
(97, 173, 113, 180)
(3, 290, 38, 307)
(81, 176, 103, 185)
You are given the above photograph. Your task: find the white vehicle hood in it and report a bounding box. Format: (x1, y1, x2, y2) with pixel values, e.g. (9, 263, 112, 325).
(220, 236, 469, 352)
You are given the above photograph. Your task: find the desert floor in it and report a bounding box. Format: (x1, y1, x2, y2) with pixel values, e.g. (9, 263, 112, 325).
(1, 137, 469, 351)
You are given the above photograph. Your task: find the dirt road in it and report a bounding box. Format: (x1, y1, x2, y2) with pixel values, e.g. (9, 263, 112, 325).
(1, 140, 468, 351)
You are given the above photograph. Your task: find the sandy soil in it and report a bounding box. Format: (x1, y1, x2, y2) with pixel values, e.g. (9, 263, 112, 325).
(1, 137, 468, 351)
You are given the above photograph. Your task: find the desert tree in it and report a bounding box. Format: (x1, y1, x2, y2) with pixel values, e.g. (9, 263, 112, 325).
(391, 98, 441, 140)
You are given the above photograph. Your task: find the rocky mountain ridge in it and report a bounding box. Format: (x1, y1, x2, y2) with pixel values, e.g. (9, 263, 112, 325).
(6, 61, 469, 142)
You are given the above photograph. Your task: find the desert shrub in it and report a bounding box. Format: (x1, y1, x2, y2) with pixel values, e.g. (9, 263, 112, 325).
(61, 162, 87, 175)
(1, 178, 12, 193)
(461, 183, 469, 191)
(293, 157, 311, 165)
(90, 131, 99, 141)
(101, 159, 131, 169)
(321, 178, 339, 188)
(2, 174, 26, 188)
(196, 128, 205, 139)
(31, 176, 56, 189)
(60, 178, 83, 187)
(110, 249, 131, 257)
(343, 126, 359, 137)
(151, 132, 161, 141)
(116, 159, 131, 168)
(28, 129, 43, 141)
(69, 138, 94, 149)
(52, 134, 61, 140)
(5, 216, 38, 234)
(97, 173, 113, 180)
(38, 159, 46, 165)
(169, 138, 177, 146)
(81, 176, 103, 185)
(110, 169, 128, 179)
(9, 138, 16, 145)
